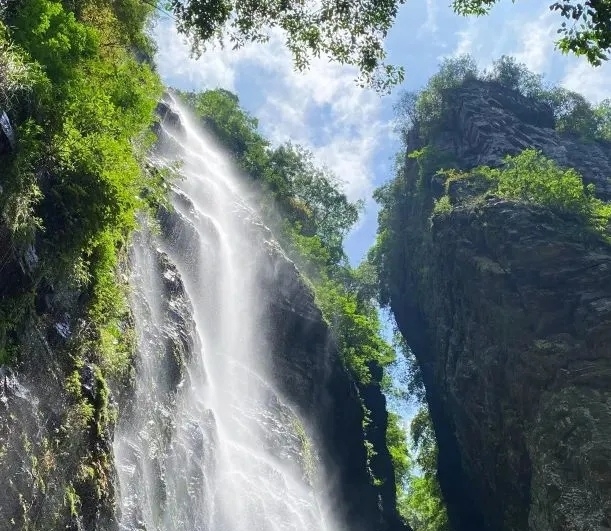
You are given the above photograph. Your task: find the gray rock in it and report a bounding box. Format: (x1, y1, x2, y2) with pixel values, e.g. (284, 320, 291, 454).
(388, 80, 611, 531)
(429, 79, 611, 201)
(0, 111, 15, 155)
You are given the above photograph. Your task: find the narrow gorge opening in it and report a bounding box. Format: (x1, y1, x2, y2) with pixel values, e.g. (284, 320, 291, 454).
(2, 2, 611, 530)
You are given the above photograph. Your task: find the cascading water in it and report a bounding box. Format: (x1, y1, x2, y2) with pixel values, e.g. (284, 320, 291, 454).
(113, 97, 339, 531)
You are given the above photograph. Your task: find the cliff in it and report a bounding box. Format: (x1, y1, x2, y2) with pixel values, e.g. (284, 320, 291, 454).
(1, 88, 409, 530)
(0, 225, 118, 529)
(260, 229, 406, 531)
(383, 79, 611, 531)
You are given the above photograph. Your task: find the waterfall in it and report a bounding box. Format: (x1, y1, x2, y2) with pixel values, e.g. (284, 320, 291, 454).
(113, 97, 338, 531)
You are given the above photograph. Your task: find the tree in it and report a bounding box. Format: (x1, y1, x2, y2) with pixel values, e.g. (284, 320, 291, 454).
(593, 99, 611, 140)
(453, 1, 611, 66)
(0, 24, 34, 108)
(483, 55, 545, 97)
(542, 86, 600, 135)
(395, 407, 449, 531)
(394, 55, 479, 135)
(167, 0, 406, 91)
(179, 88, 268, 161)
(165, 1, 611, 90)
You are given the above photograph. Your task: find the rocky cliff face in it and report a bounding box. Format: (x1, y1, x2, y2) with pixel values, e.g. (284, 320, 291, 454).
(435, 79, 611, 200)
(259, 232, 406, 531)
(385, 79, 611, 531)
(0, 226, 118, 530)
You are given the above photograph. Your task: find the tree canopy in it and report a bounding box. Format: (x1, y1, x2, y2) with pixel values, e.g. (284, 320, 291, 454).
(165, 0, 611, 90)
(168, 0, 406, 91)
(453, 1, 611, 65)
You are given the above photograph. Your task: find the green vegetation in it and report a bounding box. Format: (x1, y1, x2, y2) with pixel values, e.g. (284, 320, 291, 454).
(168, 0, 405, 91)
(453, 1, 611, 66)
(0, 0, 162, 363)
(432, 195, 452, 216)
(0, 0, 163, 524)
(291, 416, 317, 483)
(398, 408, 449, 531)
(476, 149, 611, 231)
(386, 411, 411, 485)
(430, 147, 611, 235)
(396, 54, 611, 142)
(0, 25, 33, 108)
(386, 335, 449, 531)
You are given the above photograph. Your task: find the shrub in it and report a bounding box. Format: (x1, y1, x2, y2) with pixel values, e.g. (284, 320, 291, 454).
(476, 149, 611, 232)
(0, 24, 35, 108)
(432, 195, 452, 216)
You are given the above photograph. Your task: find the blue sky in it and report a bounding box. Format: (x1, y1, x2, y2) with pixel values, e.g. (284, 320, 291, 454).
(153, 1, 611, 265)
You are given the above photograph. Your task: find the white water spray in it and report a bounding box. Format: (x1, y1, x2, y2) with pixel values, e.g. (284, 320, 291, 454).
(113, 98, 339, 531)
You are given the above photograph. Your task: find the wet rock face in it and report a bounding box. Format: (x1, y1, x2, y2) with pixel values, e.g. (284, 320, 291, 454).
(152, 94, 185, 151)
(388, 81, 611, 531)
(258, 242, 408, 531)
(0, 111, 15, 155)
(0, 357, 117, 530)
(0, 215, 119, 530)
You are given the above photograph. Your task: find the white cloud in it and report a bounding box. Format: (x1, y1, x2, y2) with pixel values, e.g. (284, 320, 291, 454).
(154, 22, 237, 90)
(421, 0, 439, 35)
(153, 19, 388, 202)
(509, 10, 556, 73)
(452, 22, 478, 57)
(560, 61, 611, 103)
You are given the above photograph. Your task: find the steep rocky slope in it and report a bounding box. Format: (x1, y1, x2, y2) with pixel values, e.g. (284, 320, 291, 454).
(383, 79, 611, 531)
(260, 229, 406, 531)
(0, 225, 118, 529)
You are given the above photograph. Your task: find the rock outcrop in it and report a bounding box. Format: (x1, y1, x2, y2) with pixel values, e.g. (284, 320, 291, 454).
(260, 236, 407, 531)
(384, 79, 611, 531)
(437, 79, 611, 200)
(0, 111, 15, 155)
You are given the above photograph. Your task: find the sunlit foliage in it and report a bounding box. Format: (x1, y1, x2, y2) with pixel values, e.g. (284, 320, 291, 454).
(0, 0, 162, 369)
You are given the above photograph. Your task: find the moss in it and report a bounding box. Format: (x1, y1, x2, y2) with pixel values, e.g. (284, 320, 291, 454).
(0, 291, 35, 364)
(432, 195, 452, 216)
(92, 365, 111, 436)
(291, 416, 317, 483)
(64, 484, 80, 517)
